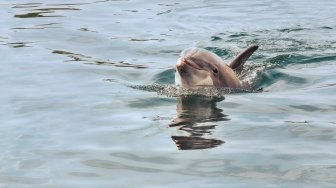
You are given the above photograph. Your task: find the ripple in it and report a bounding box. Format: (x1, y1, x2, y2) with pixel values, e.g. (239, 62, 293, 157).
(216, 27, 336, 55)
(0, 36, 9, 44)
(298, 55, 336, 64)
(6, 42, 33, 48)
(95, 60, 147, 69)
(111, 152, 176, 164)
(83, 159, 161, 172)
(68, 172, 100, 178)
(288, 125, 336, 139)
(14, 11, 64, 18)
(129, 38, 165, 42)
(316, 83, 336, 89)
(52, 49, 148, 69)
(52, 49, 91, 61)
(289, 105, 322, 112)
(12, 3, 42, 9)
(210, 35, 222, 41)
(128, 97, 176, 108)
(204, 47, 230, 57)
(267, 54, 306, 65)
(267, 54, 336, 66)
(157, 9, 176, 15)
(36, 7, 81, 11)
(11, 22, 61, 30)
(152, 68, 175, 84)
(0, 175, 47, 185)
(46, 3, 90, 6)
(283, 165, 336, 183)
(13, 3, 82, 19)
(94, 0, 129, 3)
(278, 27, 306, 33)
(320, 26, 333, 30)
(228, 32, 255, 38)
(258, 69, 308, 89)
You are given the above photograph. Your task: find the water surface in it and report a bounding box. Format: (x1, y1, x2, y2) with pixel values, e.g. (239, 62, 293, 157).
(1, 0, 336, 187)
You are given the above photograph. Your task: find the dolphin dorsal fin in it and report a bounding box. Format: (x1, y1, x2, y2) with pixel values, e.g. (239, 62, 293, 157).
(229, 45, 258, 72)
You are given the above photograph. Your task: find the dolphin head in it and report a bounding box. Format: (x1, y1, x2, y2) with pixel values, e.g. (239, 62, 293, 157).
(175, 45, 259, 89)
(175, 48, 230, 88)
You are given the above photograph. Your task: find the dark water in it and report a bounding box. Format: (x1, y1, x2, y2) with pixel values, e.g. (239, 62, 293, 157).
(1, 0, 336, 187)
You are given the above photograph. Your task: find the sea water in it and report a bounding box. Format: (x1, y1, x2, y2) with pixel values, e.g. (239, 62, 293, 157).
(1, 0, 336, 187)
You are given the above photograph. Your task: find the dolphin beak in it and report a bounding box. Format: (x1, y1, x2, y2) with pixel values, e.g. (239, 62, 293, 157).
(176, 57, 184, 67)
(176, 58, 187, 73)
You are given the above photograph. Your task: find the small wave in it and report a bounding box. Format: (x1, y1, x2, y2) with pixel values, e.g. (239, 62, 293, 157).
(204, 47, 229, 57)
(267, 54, 336, 66)
(238, 63, 276, 89)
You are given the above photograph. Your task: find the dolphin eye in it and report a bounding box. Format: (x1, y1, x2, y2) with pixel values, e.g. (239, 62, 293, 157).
(213, 68, 218, 74)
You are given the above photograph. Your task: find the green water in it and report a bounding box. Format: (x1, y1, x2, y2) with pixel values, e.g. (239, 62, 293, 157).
(1, 0, 336, 187)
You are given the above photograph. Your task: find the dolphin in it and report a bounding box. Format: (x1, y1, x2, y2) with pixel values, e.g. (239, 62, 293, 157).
(175, 45, 258, 88)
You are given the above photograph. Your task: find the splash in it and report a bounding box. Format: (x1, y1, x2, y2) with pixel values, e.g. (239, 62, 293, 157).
(130, 84, 260, 98)
(238, 63, 277, 89)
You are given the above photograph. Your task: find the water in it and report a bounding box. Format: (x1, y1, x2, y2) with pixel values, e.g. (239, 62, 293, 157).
(1, 0, 336, 187)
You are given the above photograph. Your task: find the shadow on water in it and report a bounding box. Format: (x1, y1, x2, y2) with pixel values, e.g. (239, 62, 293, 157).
(169, 95, 227, 150)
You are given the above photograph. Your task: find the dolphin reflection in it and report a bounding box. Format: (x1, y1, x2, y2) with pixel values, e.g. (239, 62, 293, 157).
(170, 95, 229, 150)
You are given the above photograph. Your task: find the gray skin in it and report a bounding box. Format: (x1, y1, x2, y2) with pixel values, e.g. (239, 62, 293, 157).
(175, 45, 258, 88)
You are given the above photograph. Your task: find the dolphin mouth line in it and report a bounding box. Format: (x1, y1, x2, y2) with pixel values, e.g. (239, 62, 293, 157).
(182, 58, 203, 71)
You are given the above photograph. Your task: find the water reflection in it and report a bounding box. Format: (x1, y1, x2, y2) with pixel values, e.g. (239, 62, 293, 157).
(170, 96, 228, 150)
